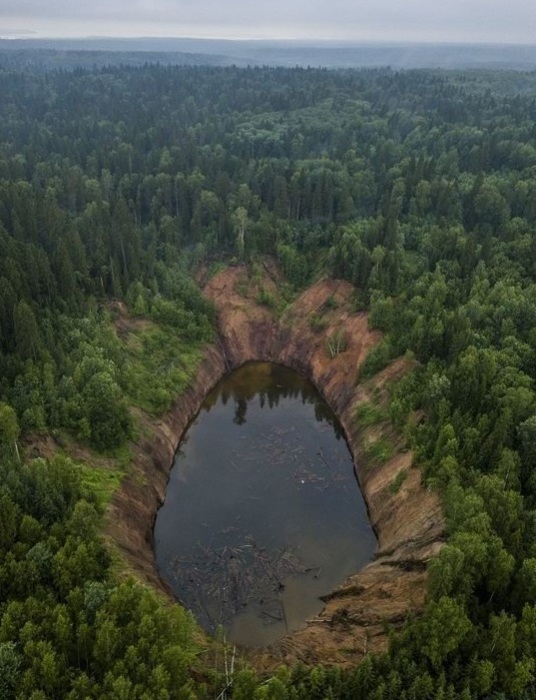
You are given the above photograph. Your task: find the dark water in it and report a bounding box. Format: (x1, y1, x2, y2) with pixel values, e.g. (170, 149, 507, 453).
(154, 362, 376, 647)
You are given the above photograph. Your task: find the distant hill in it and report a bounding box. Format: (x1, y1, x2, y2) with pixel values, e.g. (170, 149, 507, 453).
(2, 38, 536, 70)
(0, 48, 244, 71)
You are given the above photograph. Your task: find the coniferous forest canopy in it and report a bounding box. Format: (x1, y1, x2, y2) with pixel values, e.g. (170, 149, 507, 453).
(2, 59, 536, 698)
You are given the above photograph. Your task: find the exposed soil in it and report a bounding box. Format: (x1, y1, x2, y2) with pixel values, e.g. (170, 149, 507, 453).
(105, 266, 445, 668)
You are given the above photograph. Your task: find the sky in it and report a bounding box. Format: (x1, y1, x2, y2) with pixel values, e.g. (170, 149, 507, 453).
(2, 0, 536, 44)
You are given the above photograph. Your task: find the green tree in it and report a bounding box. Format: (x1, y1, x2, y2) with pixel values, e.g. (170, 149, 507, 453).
(415, 597, 472, 669)
(0, 642, 22, 700)
(13, 300, 40, 361)
(82, 372, 132, 450)
(0, 402, 20, 458)
(232, 206, 249, 261)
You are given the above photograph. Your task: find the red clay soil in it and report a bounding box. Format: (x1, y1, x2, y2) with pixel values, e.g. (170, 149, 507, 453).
(105, 267, 444, 668)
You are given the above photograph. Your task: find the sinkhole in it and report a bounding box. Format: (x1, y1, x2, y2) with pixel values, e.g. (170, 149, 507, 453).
(153, 362, 377, 647)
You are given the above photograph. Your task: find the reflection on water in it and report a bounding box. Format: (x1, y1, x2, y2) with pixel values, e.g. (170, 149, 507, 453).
(154, 362, 377, 647)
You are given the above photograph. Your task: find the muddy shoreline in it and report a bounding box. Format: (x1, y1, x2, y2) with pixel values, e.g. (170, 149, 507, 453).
(105, 268, 444, 667)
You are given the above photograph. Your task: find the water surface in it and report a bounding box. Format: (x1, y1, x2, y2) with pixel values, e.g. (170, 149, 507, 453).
(154, 362, 376, 646)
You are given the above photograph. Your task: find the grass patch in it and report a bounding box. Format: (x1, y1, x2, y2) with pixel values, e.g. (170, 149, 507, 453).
(123, 325, 203, 415)
(365, 437, 395, 465)
(234, 278, 249, 297)
(326, 329, 348, 358)
(309, 312, 328, 332)
(256, 286, 277, 308)
(79, 463, 125, 509)
(359, 339, 393, 380)
(355, 402, 388, 427)
(389, 469, 408, 494)
(206, 261, 227, 279)
(132, 469, 148, 488)
(321, 295, 339, 312)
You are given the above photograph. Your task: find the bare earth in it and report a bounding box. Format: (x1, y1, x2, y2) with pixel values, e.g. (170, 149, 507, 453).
(105, 266, 445, 668)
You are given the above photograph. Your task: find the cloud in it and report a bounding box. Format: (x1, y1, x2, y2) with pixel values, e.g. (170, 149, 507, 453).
(1, 0, 535, 42)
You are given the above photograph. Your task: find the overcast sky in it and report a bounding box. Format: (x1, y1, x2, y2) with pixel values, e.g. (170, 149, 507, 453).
(2, 0, 536, 44)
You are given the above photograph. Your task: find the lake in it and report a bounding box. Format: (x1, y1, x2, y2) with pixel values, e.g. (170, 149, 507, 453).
(154, 362, 376, 647)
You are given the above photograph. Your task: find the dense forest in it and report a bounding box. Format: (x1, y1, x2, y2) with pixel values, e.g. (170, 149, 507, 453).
(2, 59, 536, 698)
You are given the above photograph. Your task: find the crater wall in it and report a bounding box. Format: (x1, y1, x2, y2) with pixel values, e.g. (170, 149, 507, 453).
(106, 267, 444, 667)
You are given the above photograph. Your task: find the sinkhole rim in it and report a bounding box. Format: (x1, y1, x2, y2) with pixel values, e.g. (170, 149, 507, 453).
(152, 360, 379, 647)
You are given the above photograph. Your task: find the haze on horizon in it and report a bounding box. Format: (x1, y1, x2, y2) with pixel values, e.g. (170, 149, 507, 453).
(2, 0, 536, 45)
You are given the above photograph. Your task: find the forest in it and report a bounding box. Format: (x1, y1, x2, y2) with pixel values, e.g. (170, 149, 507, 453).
(2, 58, 536, 698)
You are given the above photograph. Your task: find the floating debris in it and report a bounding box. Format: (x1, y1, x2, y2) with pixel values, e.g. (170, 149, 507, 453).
(169, 532, 314, 631)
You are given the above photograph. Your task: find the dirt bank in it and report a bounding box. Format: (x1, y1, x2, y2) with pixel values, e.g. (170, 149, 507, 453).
(106, 266, 444, 667)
